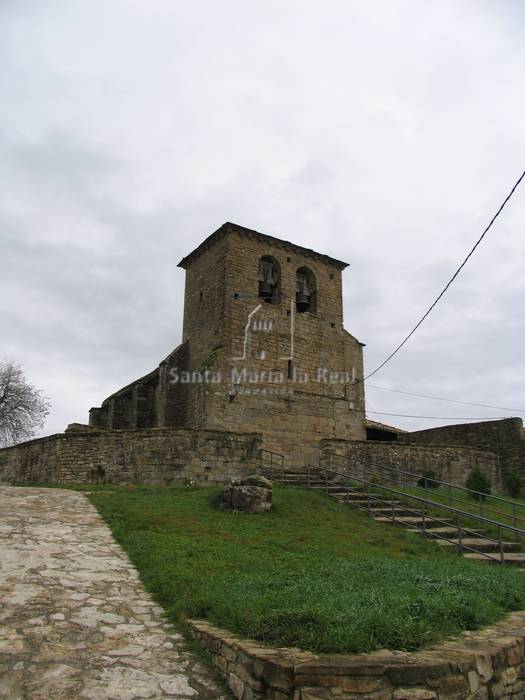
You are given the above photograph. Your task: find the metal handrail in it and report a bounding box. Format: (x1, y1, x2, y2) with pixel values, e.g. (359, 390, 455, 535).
(334, 465, 525, 537)
(322, 467, 514, 563)
(259, 448, 285, 480)
(339, 467, 525, 563)
(360, 462, 525, 527)
(344, 455, 525, 529)
(356, 494, 501, 562)
(260, 461, 525, 564)
(347, 455, 523, 508)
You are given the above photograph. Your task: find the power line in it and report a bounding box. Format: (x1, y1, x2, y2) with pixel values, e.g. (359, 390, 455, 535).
(355, 408, 509, 421)
(364, 396, 390, 424)
(366, 383, 525, 414)
(364, 167, 525, 381)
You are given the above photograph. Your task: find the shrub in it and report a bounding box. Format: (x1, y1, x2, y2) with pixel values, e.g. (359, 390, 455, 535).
(417, 470, 440, 489)
(504, 471, 522, 499)
(465, 467, 492, 501)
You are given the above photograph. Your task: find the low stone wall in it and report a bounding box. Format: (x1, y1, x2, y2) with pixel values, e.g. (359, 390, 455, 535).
(399, 418, 525, 484)
(320, 439, 501, 490)
(190, 613, 525, 699)
(0, 426, 261, 485)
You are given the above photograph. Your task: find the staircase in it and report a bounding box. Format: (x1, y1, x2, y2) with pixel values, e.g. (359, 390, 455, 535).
(262, 459, 525, 567)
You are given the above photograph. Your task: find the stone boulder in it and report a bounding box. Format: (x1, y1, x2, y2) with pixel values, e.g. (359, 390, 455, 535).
(219, 475, 273, 513)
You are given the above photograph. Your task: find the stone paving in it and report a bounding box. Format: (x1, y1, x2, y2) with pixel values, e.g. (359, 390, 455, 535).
(0, 487, 227, 700)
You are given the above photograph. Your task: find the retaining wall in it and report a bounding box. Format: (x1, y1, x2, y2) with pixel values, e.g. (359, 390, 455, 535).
(0, 425, 261, 484)
(190, 613, 525, 699)
(320, 439, 501, 490)
(399, 418, 525, 483)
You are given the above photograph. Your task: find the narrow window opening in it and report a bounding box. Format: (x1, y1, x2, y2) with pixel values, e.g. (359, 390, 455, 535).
(258, 256, 281, 305)
(296, 267, 316, 313)
(287, 359, 294, 380)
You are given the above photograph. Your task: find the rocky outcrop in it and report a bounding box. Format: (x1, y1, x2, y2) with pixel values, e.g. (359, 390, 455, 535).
(219, 475, 273, 513)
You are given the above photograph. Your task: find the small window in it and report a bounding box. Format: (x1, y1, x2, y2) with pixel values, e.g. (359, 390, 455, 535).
(258, 256, 281, 304)
(296, 267, 316, 313)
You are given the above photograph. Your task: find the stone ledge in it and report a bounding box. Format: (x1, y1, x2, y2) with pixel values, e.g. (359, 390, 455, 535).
(189, 612, 525, 699)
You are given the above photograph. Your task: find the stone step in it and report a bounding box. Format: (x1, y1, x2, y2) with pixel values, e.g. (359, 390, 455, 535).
(277, 479, 326, 486)
(422, 526, 483, 539)
(373, 516, 453, 527)
(310, 484, 352, 491)
(366, 507, 426, 517)
(276, 478, 525, 568)
(463, 552, 525, 567)
(329, 494, 399, 504)
(326, 490, 385, 500)
(435, 538, 522, 553)
(334, 498, 378, 506)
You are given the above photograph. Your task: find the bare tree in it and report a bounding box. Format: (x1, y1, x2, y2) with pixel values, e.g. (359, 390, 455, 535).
(0, 360, 51, 447)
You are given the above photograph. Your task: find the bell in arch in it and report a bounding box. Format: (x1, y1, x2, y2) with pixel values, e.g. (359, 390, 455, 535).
(296, 288, 310, 312)
(296, 268, 315, 313)
(259, 257, 279, 303)
(260, 278, 274, 301)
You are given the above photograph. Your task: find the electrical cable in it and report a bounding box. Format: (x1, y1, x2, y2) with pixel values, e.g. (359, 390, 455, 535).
(363, 167, 525, 381)
(354, 408, 509, 421)
(365, 383, 525, 414)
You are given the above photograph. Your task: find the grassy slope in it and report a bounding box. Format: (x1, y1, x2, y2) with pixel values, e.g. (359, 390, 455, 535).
(361, 482, 525, 539)
(407, 485, 525, 529)
(81, 484, 525, 655)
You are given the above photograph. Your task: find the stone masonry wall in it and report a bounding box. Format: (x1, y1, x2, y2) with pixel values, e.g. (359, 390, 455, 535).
(320, 439, 501, 490)
(190, 612, 525, 700)
(398, 418, 525, 484)
(88, 223, 368, 467)
(183, 225, 367, 467)
(0, 426, 261, 485)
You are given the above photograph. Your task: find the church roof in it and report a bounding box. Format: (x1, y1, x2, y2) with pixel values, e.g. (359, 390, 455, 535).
(365, 419, 407, 434)
(177, 221, 350, 270)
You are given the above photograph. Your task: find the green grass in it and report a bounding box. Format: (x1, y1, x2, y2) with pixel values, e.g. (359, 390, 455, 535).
(360, 481, 525, 541)
(407, 485, 525, 529)
(52, 483, 525, 655)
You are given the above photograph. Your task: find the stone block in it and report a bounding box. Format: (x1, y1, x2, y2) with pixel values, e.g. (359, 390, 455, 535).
(393, 689, 437, 699)
(300, 689, 334, 700)
(501, 667, 518, 686)
(506, 643, 524, 667)
(341, 678, 385, 693)
(475, 653, 494, 683)
(427, 674, 468, 697)
(467, 670, 480, 693)
(229, 673, 246, 699)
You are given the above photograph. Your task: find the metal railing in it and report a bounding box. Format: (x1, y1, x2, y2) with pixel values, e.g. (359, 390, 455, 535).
(259, 462, 525, 564)
(259, 448, 285, 479)
(344, 456, 525, 530)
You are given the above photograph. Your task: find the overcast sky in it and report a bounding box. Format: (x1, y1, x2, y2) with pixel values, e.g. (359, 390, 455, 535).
(1, 0, 524, 437)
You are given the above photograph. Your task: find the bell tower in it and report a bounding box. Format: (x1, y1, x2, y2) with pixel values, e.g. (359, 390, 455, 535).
(177, 222, 366, 465)
(91, 222, 366, 467)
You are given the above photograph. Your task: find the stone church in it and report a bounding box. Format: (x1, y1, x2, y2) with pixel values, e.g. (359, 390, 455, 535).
(89, 222, 367, 466)
(0, 222, 507, 486)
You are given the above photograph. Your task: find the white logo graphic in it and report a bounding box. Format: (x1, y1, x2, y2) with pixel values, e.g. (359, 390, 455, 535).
(232, 299, 295, 362)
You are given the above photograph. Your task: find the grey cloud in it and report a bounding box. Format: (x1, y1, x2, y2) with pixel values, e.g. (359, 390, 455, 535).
(0, 0, 524, 435)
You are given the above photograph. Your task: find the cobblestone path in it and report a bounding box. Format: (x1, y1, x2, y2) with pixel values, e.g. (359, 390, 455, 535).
(0, 487, 226, 700)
